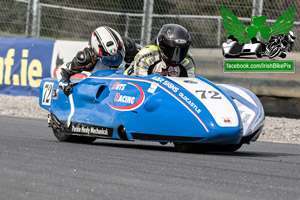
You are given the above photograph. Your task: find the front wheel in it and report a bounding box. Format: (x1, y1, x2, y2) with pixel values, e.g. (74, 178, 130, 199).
(52, 128, 96, 144)
(256, 51, 262, 58)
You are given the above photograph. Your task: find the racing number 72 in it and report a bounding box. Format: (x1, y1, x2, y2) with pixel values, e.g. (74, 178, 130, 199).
(196, 90, 221, 99)
(42, 82, 54, 105)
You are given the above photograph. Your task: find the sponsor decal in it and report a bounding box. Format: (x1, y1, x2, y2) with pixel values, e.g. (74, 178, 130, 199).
(52, 89, 59, 99)
(239, 108, 253, 125)
(233, 99, 256, 135)
(174, 39, 187, 44)
(114, 93, 135, 104)
(112, 82, 126, 90)
(152, 76, 203, 115)
(222, 118, 231, 123)
(179, 92, 201, 114)
(107, 82, 145, 111)
(183, 80, 198, 84)
(162, 80, 179, 92)
(69, 122, 113, 137)
(241, 113, 251, 124)
(151, 76, 179, 93)
(41, 82, 54, 105)
(90, 76, 209, 132)
(151, 76, 165, 83)
(148, 82, 159, 93)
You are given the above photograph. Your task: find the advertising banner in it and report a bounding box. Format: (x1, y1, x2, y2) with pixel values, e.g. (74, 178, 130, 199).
(0, 37, 55, 96)
(50, 40, 87, 78)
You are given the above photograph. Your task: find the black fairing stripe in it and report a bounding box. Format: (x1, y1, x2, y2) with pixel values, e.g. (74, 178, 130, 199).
(131, 133, 204, 141)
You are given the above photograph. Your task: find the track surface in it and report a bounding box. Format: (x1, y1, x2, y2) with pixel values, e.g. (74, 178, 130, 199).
(0, 116, 299, 200)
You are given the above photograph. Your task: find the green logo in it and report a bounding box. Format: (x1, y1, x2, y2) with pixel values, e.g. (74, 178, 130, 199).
(223, 60, 295, 73)
(222, 5, 295, 42)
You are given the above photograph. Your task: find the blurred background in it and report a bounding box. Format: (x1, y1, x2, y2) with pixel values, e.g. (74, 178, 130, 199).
(1, 0, 300, 48)
(1, 0, 300, 116)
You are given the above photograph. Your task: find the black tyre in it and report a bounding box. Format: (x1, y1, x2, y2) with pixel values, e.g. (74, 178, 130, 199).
(256, 51, 262, 58)
(52, 128, 96, 144)
(268, 47, 281, 58)
(159, 142, 168, 145)
(279, 53, 286, 58)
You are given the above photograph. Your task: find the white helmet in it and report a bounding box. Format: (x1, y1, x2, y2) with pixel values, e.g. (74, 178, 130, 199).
(288, 31, 296, 42)
(89, 26, 125, 67)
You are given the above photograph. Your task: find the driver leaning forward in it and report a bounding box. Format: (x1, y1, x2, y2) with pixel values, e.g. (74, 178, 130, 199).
(124, 24, 195, 77)
(56, 26, 139, 96)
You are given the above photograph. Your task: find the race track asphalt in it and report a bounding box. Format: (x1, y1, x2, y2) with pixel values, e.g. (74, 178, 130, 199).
(0, 116, 299, 200)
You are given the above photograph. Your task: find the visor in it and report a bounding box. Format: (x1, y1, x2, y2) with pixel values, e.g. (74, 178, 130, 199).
(99, 53, 123, 67)
(162, 45, 189, 64)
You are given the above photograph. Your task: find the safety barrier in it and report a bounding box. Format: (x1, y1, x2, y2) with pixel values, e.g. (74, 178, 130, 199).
(0, 37, 87, 96)
(1, 37, 299, 99)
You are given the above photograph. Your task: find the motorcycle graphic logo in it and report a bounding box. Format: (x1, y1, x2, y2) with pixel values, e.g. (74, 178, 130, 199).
(108, 82, 145, 111)
(222, 6, 296, 59)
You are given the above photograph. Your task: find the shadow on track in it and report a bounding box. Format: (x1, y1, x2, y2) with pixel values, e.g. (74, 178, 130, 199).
(92, 140, 177, 152)
(87, 140, 300, 158)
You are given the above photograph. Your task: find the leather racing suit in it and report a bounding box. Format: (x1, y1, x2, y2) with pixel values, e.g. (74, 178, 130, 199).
(56, 47, 124, 85)
(124, 45, 195, 77)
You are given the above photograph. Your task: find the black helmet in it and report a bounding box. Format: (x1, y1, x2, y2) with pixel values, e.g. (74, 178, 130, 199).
(157, 24, 191, 65)
(122, 36, 139, 63)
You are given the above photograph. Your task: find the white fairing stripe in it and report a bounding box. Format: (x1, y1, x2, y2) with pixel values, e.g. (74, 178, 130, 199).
(218, 84, 257, 107)
(233, 99, 256, 136)
(169, 77, 239, 127)
(67, 94, 75, 127)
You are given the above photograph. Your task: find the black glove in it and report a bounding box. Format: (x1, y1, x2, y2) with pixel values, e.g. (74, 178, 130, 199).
(71, 47, 97, 70)
(59, 82, 78, 97)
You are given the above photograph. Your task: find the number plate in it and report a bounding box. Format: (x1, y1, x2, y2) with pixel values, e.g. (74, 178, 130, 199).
(42, 82, 54, 105)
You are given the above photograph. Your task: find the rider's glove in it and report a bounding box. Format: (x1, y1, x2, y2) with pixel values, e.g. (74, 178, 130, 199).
(59, 81, 78, 97)
(152, 61, 168, 76)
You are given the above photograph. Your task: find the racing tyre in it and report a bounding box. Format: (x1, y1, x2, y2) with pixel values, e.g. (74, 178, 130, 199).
(52, 128, 96, 144)
(268, 47, 281, 59)
(256, 51, 262, 58)
(279, 53, 286, 58)
(159, 142, 168, 145)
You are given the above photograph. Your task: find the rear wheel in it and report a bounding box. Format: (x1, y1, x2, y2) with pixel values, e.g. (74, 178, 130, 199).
(268, 46, 281, 58)
(52, 128, 96, 144)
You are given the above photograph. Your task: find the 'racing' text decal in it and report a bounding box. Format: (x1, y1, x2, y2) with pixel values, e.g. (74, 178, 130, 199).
(107, 82, 145, 111)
